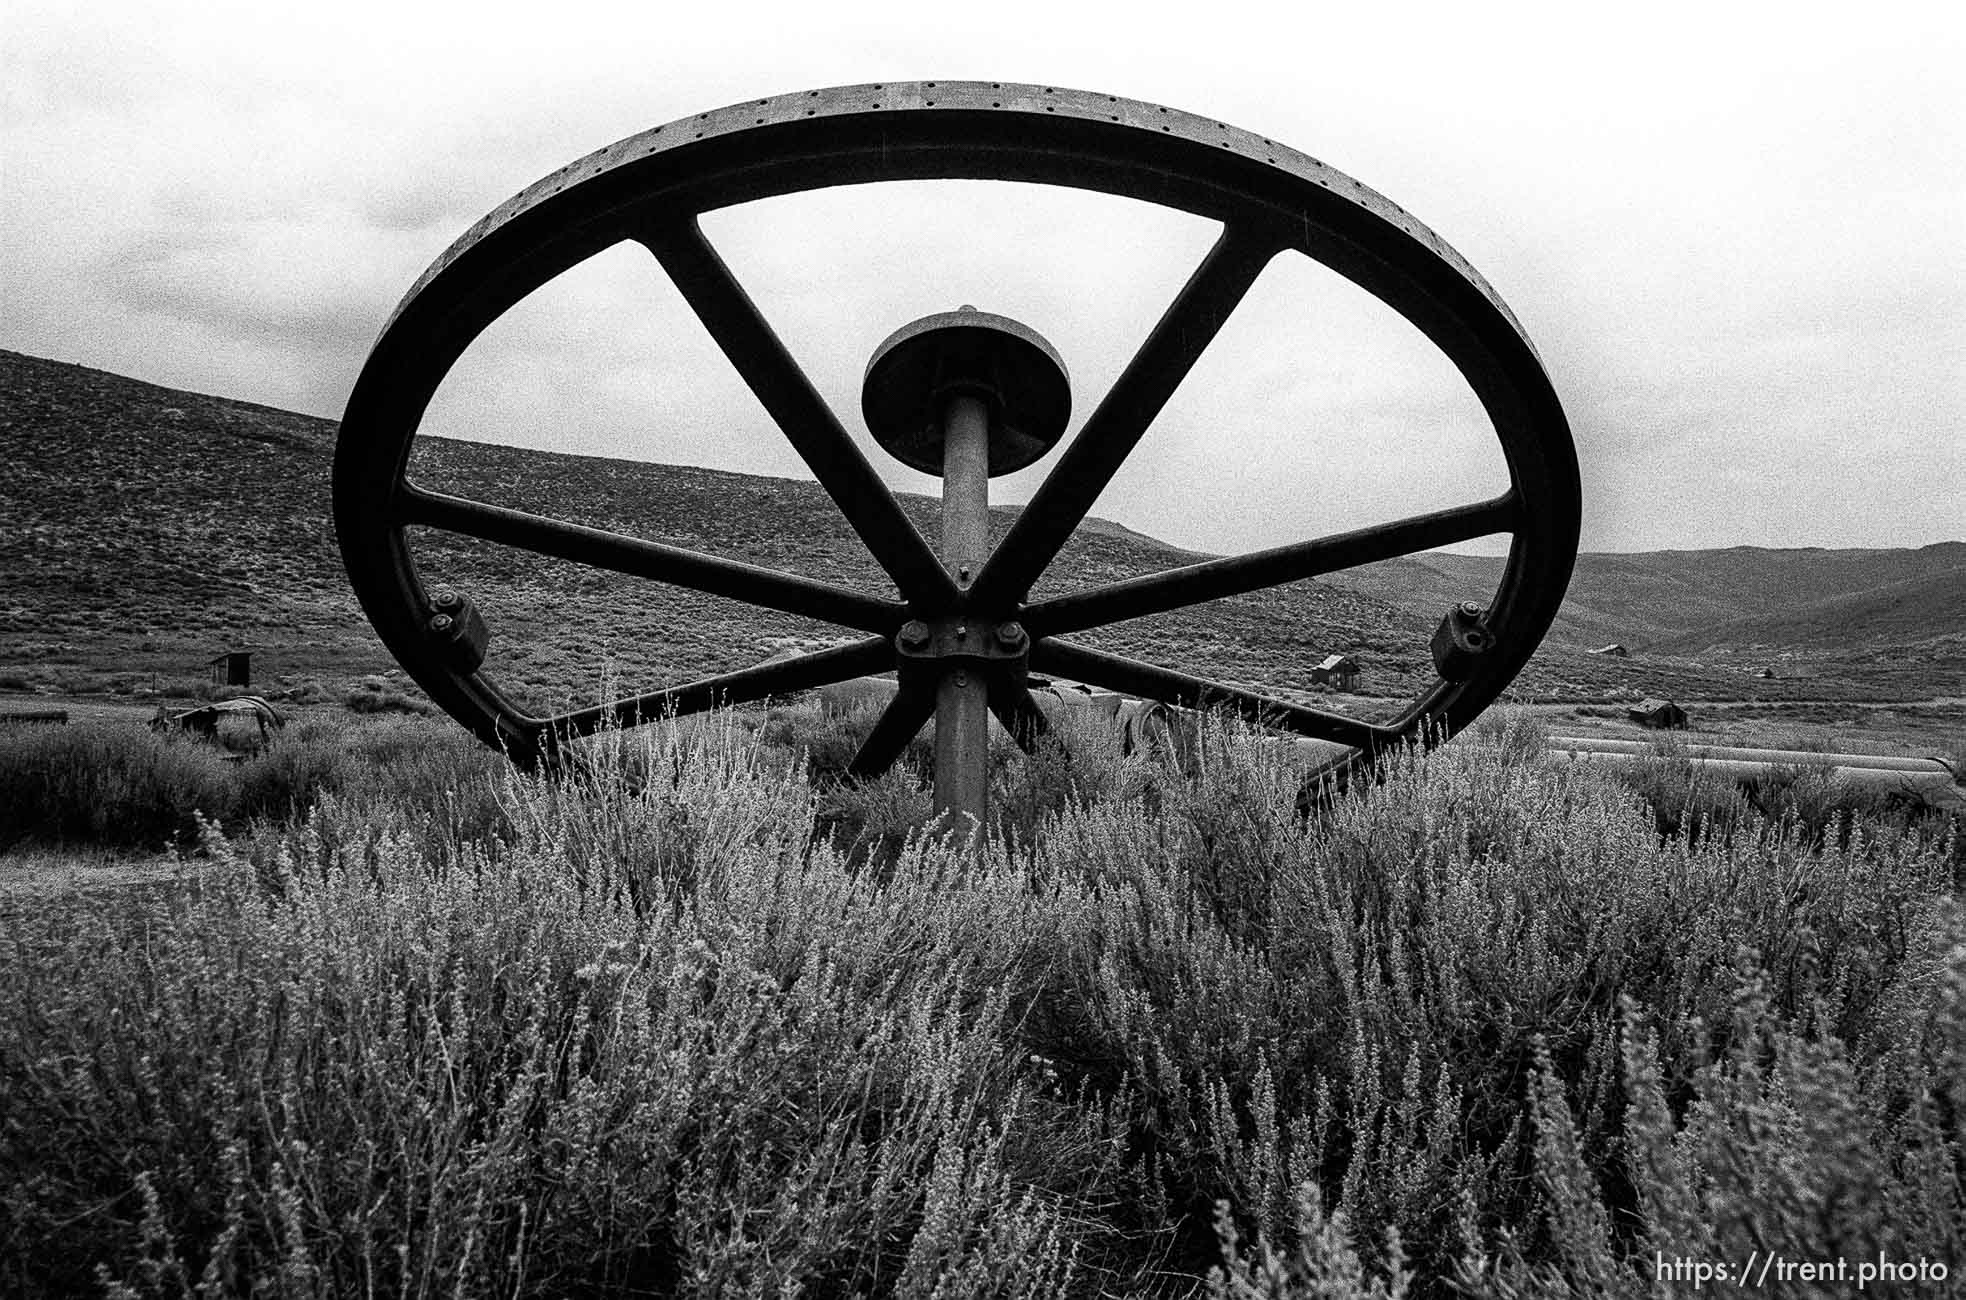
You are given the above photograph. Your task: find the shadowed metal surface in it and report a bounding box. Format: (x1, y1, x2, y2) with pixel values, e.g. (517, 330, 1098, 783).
(402, 486, 905, 632)
(537, 636, 893, 757)
(1032, 639, 1394, 752)
(382, 82, 1533, 345)
(862, 307, 1071, 477)
(335, 80, 1580, 786)
(1020, 497, 1518, 638)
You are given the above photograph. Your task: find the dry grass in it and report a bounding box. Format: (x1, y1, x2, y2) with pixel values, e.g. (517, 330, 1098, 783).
(0, 715, 505, 854)
(2, 711, 1960, 1296)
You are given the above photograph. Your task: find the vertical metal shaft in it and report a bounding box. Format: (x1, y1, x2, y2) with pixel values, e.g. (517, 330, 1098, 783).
(935, 393, 992, 828)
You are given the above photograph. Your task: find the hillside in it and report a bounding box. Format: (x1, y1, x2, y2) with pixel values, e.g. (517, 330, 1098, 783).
(1649, 567, 1966, 655)
(0, 350, 1425, 716)
(3, 348, 1959, 715)
(1337, 544, 1966, 653)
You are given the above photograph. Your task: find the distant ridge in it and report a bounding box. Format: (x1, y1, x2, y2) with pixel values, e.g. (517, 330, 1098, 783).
(1334, 542, 1965, 654)
(1648, 565, 1966, 655)
(2, 348, 1958, 708)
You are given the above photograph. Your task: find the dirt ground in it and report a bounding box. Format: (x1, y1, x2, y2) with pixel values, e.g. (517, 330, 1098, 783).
(0, 845, 204, 904)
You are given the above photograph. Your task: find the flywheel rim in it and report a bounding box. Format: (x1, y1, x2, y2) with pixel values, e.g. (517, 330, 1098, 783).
(335, 81, 1579, 772)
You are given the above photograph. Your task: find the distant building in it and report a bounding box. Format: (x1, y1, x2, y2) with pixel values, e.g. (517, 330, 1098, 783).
(1591, 644, 1629, 657)
(1628, 698, 1688, 730)
(1309, 654, 1359, 691)
(208, 650, 251, 688)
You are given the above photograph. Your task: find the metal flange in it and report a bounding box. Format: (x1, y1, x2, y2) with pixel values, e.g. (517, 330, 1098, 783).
(862, 307, 1071, 476)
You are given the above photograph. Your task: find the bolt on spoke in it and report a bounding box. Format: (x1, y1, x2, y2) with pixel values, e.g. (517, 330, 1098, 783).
(399, 486, 905, 633)
(969, 225, 1279, 609)
(1022, 495, 1517, 637)
(636, 220, 958, 607)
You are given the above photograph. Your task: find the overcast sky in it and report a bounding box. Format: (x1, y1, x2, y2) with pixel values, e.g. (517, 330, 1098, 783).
(5, 0, 1961, 558)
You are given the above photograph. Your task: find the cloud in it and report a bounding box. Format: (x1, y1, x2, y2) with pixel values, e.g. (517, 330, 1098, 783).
(3, 0, 1961, 555)
(103, 218, 394, 351)
(359, 182, 482, 236)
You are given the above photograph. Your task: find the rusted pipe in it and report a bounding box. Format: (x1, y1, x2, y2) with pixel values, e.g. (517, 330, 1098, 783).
(1545, 736, 1964, 813)
(933, 394, 993, 829)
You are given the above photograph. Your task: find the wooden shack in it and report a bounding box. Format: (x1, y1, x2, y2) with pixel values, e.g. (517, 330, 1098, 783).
(1627, 698, 1688, 730)
(1309, 653, 1359, 691)
(208, 650, 252, 689)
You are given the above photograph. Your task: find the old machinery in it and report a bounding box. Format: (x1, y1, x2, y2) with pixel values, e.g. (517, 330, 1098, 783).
(334, 82, 1581, 826)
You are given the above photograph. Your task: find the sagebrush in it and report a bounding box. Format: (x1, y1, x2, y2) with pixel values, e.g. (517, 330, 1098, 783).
(0, 715, 505, 852)
(1, 711, 1960, 1297)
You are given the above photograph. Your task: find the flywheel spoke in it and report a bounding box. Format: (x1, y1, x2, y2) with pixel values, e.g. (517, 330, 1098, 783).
(336, 84, 1581, 787)
(400, 486, 905, 633)
(968, 225, 1278, 609)
(537, 636, 892, 744)
(637, 220, 958, 607)
(987, 680, 1050, 754)
(1022, 496, 1517, 637)
(1032, 638, 1393, 751)
(847, 677, 937, 778)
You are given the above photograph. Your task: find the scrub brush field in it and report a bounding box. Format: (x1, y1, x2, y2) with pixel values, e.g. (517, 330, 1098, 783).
(3, 710, 1960, 1297)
